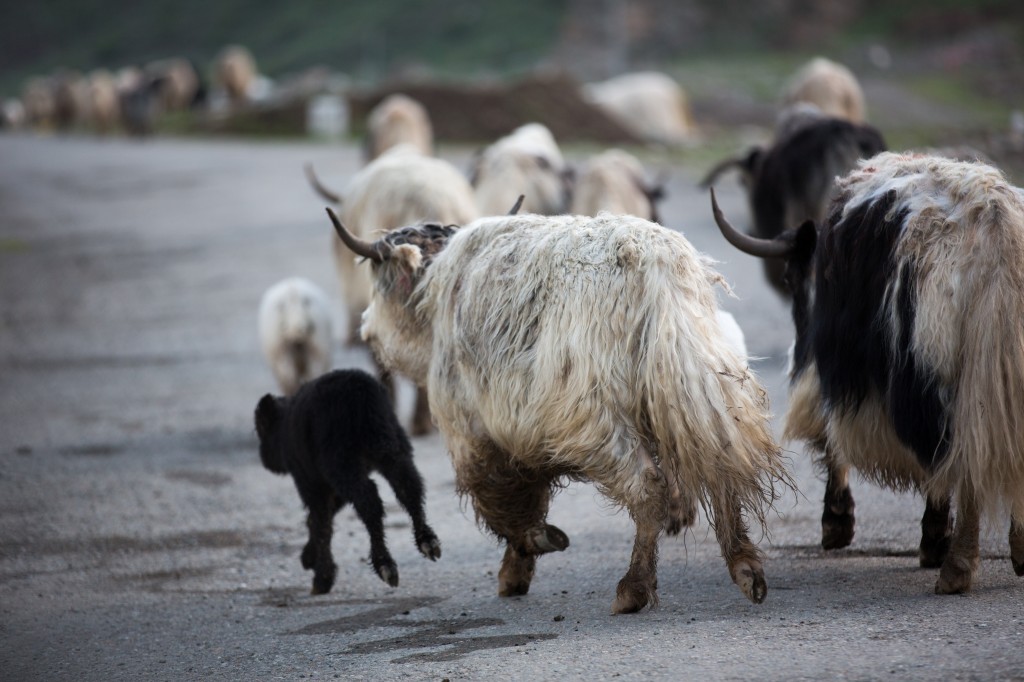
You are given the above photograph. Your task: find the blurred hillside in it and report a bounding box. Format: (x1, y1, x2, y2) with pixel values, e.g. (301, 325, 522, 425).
(3, 0, 1022, 96)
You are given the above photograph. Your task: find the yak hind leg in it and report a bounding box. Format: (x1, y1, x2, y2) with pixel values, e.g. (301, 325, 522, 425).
(935, 483, 980, 594)
(410, 387, 434, 436)
(305, 494, 339, 595)
(1010, 512, 1024, 577)
(709, 488, 767, 604)
(919, 494, 953, 569)
(606, 465, 668, 614)
(458, 445, 567, 598)
(821, 453, 855, 550)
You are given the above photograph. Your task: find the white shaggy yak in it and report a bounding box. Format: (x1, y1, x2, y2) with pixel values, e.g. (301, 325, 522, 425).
(317, 144, 478, 435)
(215, 45, 257, 104)
(327, 208, 790, 613)
(712, 152, 1024, 594)
(582, 72, 696, 147)
(472, 123, 571, 216)
(258, 277, 334, 396)
(782, 57, 866, 124)
(365, 94, 433, 160)
(570, 149, 663, 222)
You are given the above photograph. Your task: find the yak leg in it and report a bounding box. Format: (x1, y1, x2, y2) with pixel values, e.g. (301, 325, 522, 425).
(376, 452, 441, 561)
(935, 483, 980, 594)
(821, 452, 855, 550)
(305, 493, 339, 595)
(1009, 504, 1024, 577)
(334, 475, 399, 587)
(919, 494, 953, 569)
(600, 456, 669, 614)
(458, 448, 568, 597)
(708, 490, 768, 604)
(410, 387, 434, 436)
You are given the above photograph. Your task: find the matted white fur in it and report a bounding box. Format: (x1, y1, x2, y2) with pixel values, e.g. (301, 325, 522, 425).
(782, 57, 866, 123)
(363, 213, 786, 524)
(473, 123, 569, 216)
(571, 149, 656, 220)
(258, 277, 334, 396)
(334, 144, 478, 338)
(366, 94, 433, 160)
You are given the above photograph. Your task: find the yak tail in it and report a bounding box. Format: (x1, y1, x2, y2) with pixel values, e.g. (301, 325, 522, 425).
(640, 299, 791, 538)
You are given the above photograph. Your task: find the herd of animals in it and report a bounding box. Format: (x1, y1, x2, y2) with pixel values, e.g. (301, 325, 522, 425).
(1, 45, 262, 135)
(19, 48, 1018, 614)
(253, 56, 1024, 614)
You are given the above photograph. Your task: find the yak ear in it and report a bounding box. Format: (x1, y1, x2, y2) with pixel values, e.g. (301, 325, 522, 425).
(793, 219, 818, 262)
(391, 243, 423, 272)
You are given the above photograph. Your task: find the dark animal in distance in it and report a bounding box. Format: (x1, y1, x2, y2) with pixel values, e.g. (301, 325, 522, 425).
(254, 368, 441, 594)
(701, 116, 886, 297)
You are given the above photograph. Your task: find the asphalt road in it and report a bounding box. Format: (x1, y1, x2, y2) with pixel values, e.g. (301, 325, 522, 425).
(1, 133, 1021, 681)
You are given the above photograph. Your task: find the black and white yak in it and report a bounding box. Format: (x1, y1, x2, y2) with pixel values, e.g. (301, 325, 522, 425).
(710, 151, 1024, 593)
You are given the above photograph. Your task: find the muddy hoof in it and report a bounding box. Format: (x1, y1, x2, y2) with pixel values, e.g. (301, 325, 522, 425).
(611, 579, 654, 614)
(935, 557, 976, 594)
(732, 561, 767, 604)
(498, 550, 535, 597)
(919, 534, 951, 569)
(498, 578, 531, 597)
(418, 533, 442, 561)
(527, 524, 570, 554)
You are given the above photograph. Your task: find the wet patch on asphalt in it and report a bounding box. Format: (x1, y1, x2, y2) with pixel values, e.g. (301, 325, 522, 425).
(275, 593, 558, 663)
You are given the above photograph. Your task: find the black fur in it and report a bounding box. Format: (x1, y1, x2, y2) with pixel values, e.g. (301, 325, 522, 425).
(746, 118, 887, 296)
(254, 368, 441, 594)
(792, 189, 952, 470)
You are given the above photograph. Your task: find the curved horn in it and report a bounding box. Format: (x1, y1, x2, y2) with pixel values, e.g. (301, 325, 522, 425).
(508, 195, 525, 215)
(305, 162, 342, 204)
(697, 156, 744, 189)
(710, 188, 793, 259)
(325, 207, 386, 263)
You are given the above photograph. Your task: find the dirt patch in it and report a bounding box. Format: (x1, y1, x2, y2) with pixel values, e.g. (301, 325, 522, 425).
(348, 72, 642, 144)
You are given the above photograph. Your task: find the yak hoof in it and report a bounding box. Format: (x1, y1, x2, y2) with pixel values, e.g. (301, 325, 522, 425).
(498, 548, 535, 597)
(1012, 556, 1024, 577)
(821, 512, 855, 550)
(376, 562, 400, 588)
(418, 533, 442, 561)
(311, 574, 334, 595)
(527, 524, 570, 555)
(733, 561, 767, 604)
(611, 577, 654, 614)
(935, 557, 976, 594)
(919, 534, 951, 569)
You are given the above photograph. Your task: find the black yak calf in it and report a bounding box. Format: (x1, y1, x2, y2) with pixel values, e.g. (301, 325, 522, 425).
(254, 368, 441, 594)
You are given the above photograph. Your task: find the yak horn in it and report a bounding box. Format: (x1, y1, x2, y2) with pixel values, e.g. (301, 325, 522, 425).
(710, 188, 792, 259)
(698, 156, 744, 189)
(508, 195, 525, 215)
(305, 163, 342, 204)
(325, 207, 387, 263)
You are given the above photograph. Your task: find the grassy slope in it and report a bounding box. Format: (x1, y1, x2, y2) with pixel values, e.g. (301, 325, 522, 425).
(0, 0, 567, 96)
